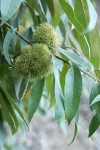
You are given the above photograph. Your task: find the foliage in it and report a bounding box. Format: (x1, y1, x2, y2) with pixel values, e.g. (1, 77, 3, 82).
(0, 0, 100, 144)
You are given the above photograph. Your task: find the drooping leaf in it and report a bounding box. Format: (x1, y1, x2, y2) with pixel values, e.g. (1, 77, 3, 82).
(3, 29, 17, 65)
(27, 0, 47, 23)
(0, 82, 28, 128)
(64, 63, 82, 124)
(28, 79, 44, 122)
(59, 0, 84, 33)
(0, 93, 17, 134)
(74, 0, 97, 34)
(59, 19, 66, 41)
(45, 0, 62, 27)
(72, 29, 90, 59)
(89, 82, 100, 113)
(0, 87, 18, 133)
(52, 55, 64, 121)
(89, 114, 100, 137)
(0, 63, 9, 79)
(74, 0, 99, 68)
(40, 0, 47, 15)
(68, 123, 78, 145)
(24, 2, 38, 27)
(86, 25, 100, 68)
(0, 109, 5, 142)
(1, 0, 24, 24)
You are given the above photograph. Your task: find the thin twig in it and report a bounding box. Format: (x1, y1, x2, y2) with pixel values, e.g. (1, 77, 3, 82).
(79, 68, 100, 82)
(55, 55, 100, 82)
(0, 17, 32, 45)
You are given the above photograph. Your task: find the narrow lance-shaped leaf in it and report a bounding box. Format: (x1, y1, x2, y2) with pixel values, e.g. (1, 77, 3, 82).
(24, 2, 38, 27)
(74, 0, 100, 68)
(68, 123, 78, 145)
(3, 29, 17, 65)
(0, 109, 5, 141)
(28, 79, 44, 122)
(54, 47, 89, 71)
(0, 82, 28, 128)
(0, 93, 16, 134)
(29, 0, 47, 22)
(0, 87, 18, 133)
(72, 29, 90, 59)
(64, 63, 82, 124)
(59, 0, 84, 33)
(52, 55, 64, 121)
(89, 114, 100, 137)
(74, 0, 97, 34)
(83, 0, 97, 34)
(89, 82, 100, 113)
(45, 0, 62, 27)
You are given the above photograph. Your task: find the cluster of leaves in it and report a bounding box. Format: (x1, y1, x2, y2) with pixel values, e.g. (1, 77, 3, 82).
(0, 0, 100, 143)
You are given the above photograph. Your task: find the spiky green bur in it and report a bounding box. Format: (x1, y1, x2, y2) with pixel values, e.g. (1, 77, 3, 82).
(33, 23, 62, 48)
(14, 44, 52, 80)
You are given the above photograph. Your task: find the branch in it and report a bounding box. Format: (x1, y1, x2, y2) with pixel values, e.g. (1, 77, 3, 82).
(1, 18, 99, 82)
(79, 68, 100, 82)
(0, 17, 32, 45)
(55, 55, 100, 82)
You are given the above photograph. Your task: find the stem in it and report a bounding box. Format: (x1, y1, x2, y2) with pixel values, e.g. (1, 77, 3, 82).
(79, 68, 100, 82)
(0, 17, 32, 45)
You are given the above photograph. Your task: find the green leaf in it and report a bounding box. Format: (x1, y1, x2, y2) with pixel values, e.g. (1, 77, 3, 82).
(0, 82, 28, 128)
(3, 29, 17, 65)
(59, 0, 84, 33)
(74, 1, 100, 68)
(0, 110, 5, 142)
(40, 0, 47, 15)
(54, 47, 89, 71)
(52, 55, 64, 121)
(84, 0, 97, 34)
(0, 87, 18, 133)
(52, 0, 62, 27)
(24, 2, 38, 27)
(28, 79, 44, 122)
(45, 0, 62, 27)
(72, 29, 90, 59)
(90, 95, 100, 106)
(0, 93, 16, 134)
(64, 63, 82, 124)
(1, 0, 24, 24)
(74, 0, 97, 34)
(59, 19, 66, 40)
(89, 82, 100, 112)
(45, 74, 54, 93)
(87, 26, 100, 68)
(0, 63, 9, 79)
(68, 123, 78, 145)
(27, 0, 47, 22)
(89, 114, 100, 137)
